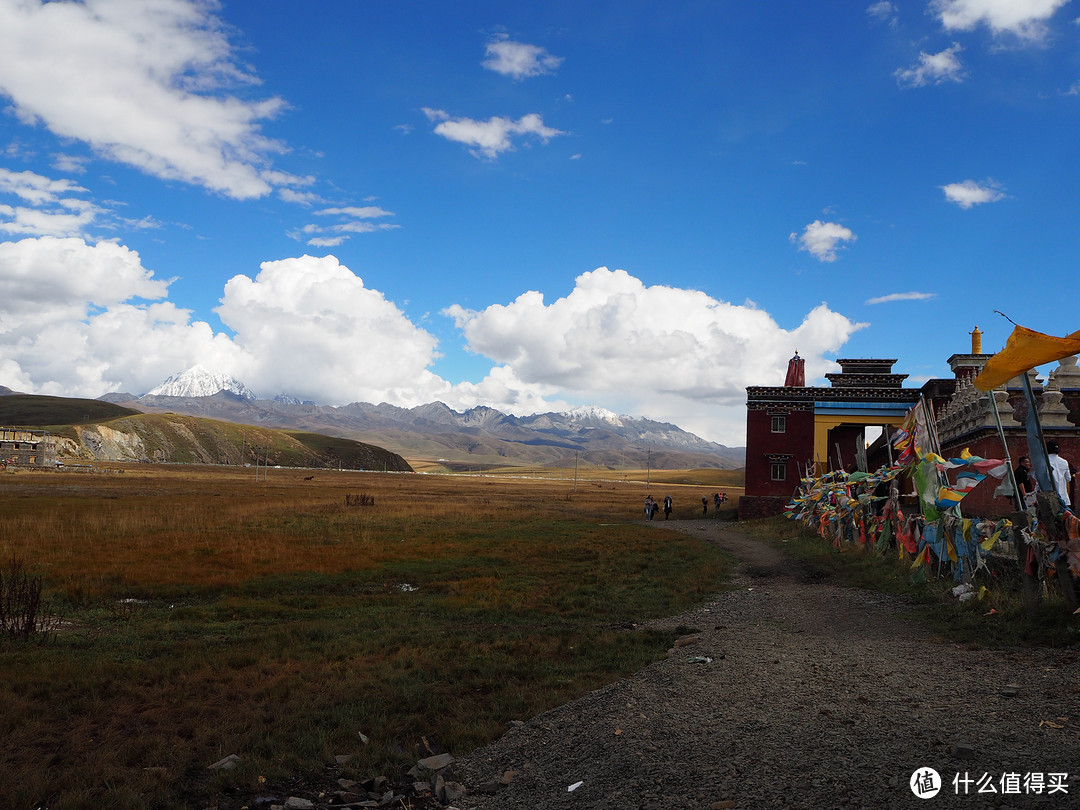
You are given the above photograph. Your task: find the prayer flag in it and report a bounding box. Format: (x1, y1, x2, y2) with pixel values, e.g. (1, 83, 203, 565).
(934, 471, 986, 509)
(980, 529, 1001, 552)
(974, 324, 1080, 391)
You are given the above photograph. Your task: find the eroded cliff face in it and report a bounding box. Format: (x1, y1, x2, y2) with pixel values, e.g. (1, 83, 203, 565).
(71, 424, 149, 461)
(66, 421, 216, 463)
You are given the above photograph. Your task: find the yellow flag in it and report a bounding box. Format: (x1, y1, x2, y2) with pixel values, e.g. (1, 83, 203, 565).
(974, 325, 1080, 391)
(911, 547, 928, 569)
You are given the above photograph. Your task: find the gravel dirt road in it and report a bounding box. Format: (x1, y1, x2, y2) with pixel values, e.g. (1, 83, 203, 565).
(451, 520, 1080, 810)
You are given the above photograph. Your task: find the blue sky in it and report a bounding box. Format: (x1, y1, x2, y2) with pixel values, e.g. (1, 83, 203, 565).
(0, 0, 1078, 446)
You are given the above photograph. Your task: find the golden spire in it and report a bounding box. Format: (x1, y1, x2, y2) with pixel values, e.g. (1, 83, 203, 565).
(970, 325, 982, 354)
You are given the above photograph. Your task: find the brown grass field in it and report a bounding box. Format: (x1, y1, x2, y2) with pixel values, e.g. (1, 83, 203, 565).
(0, 463, 742, 809)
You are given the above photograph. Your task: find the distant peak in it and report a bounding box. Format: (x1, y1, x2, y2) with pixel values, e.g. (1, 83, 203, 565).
(565, 405, 624, 424)
(145, 366, 256, 400)
(274, 393, 315, 406)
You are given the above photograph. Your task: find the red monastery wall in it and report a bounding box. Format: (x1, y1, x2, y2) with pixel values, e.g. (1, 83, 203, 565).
(744, 406, 814, 498)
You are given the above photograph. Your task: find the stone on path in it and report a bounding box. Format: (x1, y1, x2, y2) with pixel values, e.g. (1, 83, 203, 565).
(418, 752, 455, 771)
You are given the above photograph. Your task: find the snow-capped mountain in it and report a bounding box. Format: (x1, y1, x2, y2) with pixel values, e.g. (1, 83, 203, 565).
(145, 365, 257, 400)
(114, 369, 744, 468)
(565, 405, 625, 426)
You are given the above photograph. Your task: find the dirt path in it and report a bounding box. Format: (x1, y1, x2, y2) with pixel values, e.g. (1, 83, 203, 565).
(453, 520, 1080, 809)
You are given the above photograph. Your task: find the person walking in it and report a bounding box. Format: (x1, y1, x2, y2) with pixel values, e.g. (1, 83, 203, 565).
(645, 494, 656, 521)
(663, 494, 673, 520)
(701, 496, 708, 515)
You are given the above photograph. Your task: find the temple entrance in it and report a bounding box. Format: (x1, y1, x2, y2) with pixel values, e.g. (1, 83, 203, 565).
(813, 410, 907, 474)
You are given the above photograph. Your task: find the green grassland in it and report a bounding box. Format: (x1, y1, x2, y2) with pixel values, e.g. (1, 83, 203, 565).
(0, 466, 733, 810)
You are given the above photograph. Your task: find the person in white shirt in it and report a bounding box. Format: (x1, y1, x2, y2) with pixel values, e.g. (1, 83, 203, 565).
(1046, 440, 1074, 507)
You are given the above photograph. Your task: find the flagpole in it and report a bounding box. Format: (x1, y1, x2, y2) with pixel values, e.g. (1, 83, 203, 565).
(987, 385, 1022, 511)
(919, 395, 948, 496)
(922, 396, 943, 458)
(1020, 372, 1054, 495)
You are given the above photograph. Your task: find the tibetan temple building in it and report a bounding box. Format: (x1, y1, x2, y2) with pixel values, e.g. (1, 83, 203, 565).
(741, 355, 924, 519)
(740, 329, 1080, 520)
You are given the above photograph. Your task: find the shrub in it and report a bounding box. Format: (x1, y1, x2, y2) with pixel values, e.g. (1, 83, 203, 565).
(0, 556, 58, 643)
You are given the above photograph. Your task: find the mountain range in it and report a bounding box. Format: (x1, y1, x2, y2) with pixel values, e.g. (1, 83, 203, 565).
(99, 366, 745, 471)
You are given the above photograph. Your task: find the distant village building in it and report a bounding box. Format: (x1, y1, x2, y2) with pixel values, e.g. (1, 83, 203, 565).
(741, 328, 1080, 520)
(0, 428, 53, 468)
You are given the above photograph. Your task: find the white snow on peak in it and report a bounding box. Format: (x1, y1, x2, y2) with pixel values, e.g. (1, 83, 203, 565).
(145, 365, 257, 400)
(565, 405, 624, 425)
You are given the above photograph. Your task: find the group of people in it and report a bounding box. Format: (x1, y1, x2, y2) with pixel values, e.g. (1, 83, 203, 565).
(1012, 440, 1075, 511)
(701, 492, 728, 514)
(643, 492, 728, 520)
(644, 494, 673, 520)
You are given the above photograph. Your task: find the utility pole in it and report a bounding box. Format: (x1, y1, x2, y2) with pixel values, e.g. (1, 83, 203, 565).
(646, 448, 651, 489)
(573, 451, 579, 492)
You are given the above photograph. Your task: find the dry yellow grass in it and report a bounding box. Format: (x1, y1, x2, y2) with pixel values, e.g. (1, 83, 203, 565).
(0, 462, 738, 809)
(0, 463, 739, 596)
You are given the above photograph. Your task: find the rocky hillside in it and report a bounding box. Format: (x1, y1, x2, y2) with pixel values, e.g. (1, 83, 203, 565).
(0, 392, 411, 471)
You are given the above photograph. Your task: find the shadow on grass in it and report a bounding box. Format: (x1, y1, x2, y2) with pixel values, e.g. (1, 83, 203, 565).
(738, 515, 1080, 649)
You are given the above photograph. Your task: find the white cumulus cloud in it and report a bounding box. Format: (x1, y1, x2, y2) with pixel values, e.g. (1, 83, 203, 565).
(482, 36, 563, 79)
(789, 221, 857, 262)
(0, 236, 228, 395)
(0, 240, 452, 404)
(423, 108, 565, 160)
(0, 236, 167, 316)
(931, 0, 1069, 39)
(445, 267, 866, 443)
(0, 243, 866, 445)
(941, 179, 1006, 208)
(0, 0, 299, 199)
(214, 254, 445, 405)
